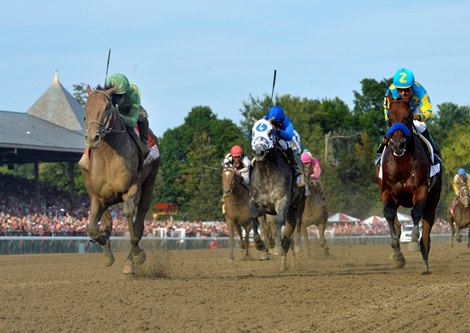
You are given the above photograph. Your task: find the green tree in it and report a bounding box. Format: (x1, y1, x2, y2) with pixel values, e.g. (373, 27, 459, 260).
(72, 83, 88, 107)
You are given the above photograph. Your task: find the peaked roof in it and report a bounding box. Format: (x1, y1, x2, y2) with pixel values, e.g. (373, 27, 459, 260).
(27, 71, 85, 134)
(0, 71, 85, 164)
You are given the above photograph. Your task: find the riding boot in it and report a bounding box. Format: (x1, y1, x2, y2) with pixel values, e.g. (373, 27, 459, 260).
(137, 118, 151, 164)
(421, 129, 441, 162)
(374, 141, 385, 166)
(286, 149, 305, 187)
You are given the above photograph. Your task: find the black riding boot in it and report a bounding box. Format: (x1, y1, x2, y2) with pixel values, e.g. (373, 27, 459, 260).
(285, 149, 305, 187)
(421, 129, 441, 162)
(137, 118, 150, 160)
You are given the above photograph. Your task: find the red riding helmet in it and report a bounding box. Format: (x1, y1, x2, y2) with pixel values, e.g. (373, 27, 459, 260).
(230, 145, 243, 157)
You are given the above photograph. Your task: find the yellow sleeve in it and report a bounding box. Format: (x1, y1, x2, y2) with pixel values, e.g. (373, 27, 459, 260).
(453, 176, 460, 195)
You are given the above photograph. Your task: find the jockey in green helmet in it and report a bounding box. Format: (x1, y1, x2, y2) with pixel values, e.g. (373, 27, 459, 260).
(106, 73, 155, 166)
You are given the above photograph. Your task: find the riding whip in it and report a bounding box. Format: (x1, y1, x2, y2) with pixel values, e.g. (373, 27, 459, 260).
(270, 69, 277, 107)
(104, 49, 111, 86)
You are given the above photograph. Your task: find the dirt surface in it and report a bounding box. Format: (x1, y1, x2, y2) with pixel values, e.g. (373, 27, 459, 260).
(1, 242, 470, 333)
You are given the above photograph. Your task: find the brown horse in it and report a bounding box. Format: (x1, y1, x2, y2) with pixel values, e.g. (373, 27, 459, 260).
(448, 186, 470, 248)
(222, 167, 254, 261)
(294, 180, 329, 257)
(376, 94, 441, 274)
(81, 85, 160, 274)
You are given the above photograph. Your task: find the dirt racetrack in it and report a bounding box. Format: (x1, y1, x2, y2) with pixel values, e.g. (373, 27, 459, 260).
(1, 242, 470, 333)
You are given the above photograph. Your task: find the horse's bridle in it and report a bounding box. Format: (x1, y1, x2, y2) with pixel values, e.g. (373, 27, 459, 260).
(87, 90, 126, 140)
(386, 99, 414, 157)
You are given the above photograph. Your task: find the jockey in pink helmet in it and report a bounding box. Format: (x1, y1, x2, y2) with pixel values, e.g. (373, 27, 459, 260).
(301, 151, 321, 182)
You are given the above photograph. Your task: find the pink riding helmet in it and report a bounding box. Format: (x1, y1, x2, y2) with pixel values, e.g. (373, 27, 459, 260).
(301, 152, 312, 164)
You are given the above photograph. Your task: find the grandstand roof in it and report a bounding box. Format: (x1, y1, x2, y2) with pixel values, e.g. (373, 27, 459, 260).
(0, 71, 85, 164)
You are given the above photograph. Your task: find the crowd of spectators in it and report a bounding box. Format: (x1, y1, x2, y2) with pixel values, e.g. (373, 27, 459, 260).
(0, 174, 453, 239)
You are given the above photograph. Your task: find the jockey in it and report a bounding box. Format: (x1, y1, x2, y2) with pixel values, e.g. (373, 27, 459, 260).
(106, 73, 158, 166)
(266, 105, 305, 187)
(223, 145, 251, 186)
(301, 150, 321, 182)
(376, 68, 440, 165)
(450, 168, 470, 213)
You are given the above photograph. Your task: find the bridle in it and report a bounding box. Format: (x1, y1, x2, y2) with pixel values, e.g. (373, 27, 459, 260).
(86, 90, 126, 141)
(386, 99, 413, 157)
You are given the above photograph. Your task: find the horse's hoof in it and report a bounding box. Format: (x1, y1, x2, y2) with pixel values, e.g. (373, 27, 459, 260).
(255, 239, 265, 251)
(408, 241, 420, 252)
(268, 239, 276, 249)
(259, 254, 270, 261)
(392, 252, 406, 269)
(133, 250, 146, 266)
(103, 253, 115, 267)
(122, 260, 135, 275)
(86, 226, 99, 240)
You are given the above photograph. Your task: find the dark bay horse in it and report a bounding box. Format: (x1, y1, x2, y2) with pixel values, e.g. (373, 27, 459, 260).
(448, 186, 470, 248)
(376, 94, 441, 274)
(81, 85, 159, 274)
(249, 119, 305, 272)
(294, 180, 329, 257)
(222, 167, 256, 261)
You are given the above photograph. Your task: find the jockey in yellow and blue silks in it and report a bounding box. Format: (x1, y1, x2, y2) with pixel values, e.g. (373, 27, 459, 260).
(265, 105, 305, 187)
(375, 68, 440, 165)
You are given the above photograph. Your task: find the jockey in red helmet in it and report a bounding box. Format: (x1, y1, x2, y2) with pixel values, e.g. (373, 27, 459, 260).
(223, 145, 251, 186)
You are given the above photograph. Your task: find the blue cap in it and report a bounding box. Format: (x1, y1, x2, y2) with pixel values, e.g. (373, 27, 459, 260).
(393, 68, 415, 89)
(267, 105, 285, 123)
(458, 168, 466, 175)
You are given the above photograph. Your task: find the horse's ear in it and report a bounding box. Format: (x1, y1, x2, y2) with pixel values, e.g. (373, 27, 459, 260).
(106, 86, 117, 96)
(85, 85, 93, 95)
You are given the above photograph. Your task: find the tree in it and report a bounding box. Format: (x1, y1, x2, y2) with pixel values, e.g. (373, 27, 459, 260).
(353, 78, 392, 143)
(72, 83, 88, 107)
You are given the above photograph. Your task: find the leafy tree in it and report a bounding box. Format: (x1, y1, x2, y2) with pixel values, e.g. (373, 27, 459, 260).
(353, 78, 392, 143)
(72, 83, 88, 107)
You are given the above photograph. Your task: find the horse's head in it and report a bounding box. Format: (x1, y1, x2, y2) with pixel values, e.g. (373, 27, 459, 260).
(459, 186, 470, 208)
(385, 93, 413, 157)
(84, 85, 117, 149)
(222, 167, 238, 196)
(251, 119, 276, 161)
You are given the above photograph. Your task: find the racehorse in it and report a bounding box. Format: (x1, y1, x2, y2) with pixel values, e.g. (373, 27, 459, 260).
(222, 167, 257, 261)
(448, 186, 470, 248)
(81, 85, 160, 274)
(294, 179, 329, 257)
(249, 119, 305, 272)
(376, 93, 441, 274)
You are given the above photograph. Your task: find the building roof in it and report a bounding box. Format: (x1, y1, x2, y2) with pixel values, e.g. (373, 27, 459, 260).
(27, 71, 85, 134)
(0, 71, 85, 164)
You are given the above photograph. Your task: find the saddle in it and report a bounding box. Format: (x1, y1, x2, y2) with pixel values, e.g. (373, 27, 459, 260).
(127, 127, 159, 166)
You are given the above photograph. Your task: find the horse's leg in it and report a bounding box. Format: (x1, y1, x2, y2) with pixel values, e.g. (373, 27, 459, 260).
(419, 219, 433, 274)
(317, 222, 329, 256)
(250, 215, 265, 252)
(448, 210, 455, 248)
(258, 215, 271, 260)
(281, 218, 297, 272)
(86, 196, 107, 243)
(409, 201, 424, 252)
(384, 202, 405, 268)
(467, 228, 470, 249)
(101, 210, 115, 267)
(293, 220, 302, 254)
(227, 218, 235, 261)
(243, 224, 252, 258)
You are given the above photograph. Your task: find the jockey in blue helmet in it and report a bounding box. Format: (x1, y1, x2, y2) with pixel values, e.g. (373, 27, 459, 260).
(450, 168, 470, 214)
(265, 105, 305, 187)
(376, 68, 440, 165)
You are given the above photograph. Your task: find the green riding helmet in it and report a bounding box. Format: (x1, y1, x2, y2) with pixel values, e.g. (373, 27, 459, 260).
(107, 73, 130, 94)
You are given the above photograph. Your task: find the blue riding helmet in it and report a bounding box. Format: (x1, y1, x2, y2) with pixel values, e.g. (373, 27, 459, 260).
(267, 105, 285, 123)
(393, 68, 415, 89)
(458, 168, 466, 175)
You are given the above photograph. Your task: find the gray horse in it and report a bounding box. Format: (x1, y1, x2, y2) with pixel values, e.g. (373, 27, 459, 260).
(249, 119, 305, 272)
(81, 85, 159, 274)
